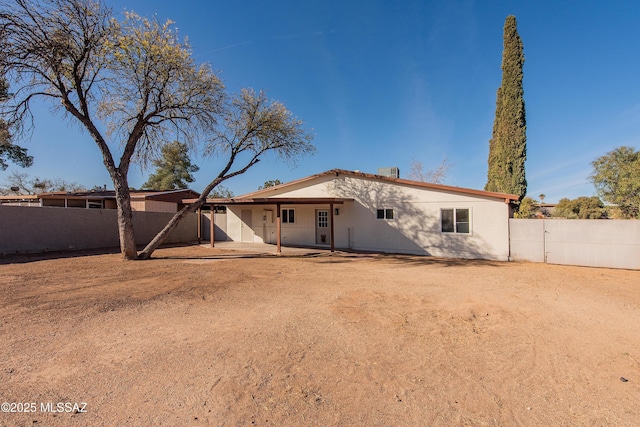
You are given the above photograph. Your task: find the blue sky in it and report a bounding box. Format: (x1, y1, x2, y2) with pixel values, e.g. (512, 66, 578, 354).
(2, 0, 639, 203)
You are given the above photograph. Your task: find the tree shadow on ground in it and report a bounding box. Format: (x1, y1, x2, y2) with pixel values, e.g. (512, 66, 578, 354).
(313, 250, 504, 268)
(0, 247, 122, 265)
(0, 243, 505, 269)
(153, 247, 504, 268)
(0, 242, 195, 265)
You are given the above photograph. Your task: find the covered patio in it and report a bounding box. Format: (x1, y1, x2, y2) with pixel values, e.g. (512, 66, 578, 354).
(195, 197, 354, 254)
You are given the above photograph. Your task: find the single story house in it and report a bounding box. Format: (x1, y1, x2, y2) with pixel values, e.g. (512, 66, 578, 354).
(0, 188, 199, 213)
(205, 169, 519, 261)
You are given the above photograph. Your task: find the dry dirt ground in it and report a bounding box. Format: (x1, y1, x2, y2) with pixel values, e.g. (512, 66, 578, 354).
(0, 244, 639, 426)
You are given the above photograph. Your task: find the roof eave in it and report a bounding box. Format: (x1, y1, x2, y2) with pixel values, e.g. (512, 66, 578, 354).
(190, 169, 520, 204)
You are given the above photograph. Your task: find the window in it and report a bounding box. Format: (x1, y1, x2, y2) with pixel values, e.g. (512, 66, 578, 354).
(281, 208, 295, 224)
(376, 208, 395, 220)
(317, 211, 328, 228)
(441, 208, 470, 233)
(87, 201, 104, 209)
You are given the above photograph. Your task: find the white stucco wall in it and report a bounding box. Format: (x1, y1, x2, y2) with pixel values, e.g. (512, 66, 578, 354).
(225, 174, 512, 260)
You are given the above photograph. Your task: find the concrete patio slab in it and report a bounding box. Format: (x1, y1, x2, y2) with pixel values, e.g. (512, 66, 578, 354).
(200, 241, 331, 256)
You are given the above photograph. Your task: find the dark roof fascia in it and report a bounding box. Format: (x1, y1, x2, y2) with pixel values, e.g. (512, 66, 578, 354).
(38, 193, 115, 200)
(193, 197, 354, 205)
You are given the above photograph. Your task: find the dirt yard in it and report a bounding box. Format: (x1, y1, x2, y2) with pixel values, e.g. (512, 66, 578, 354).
(0, 244, 639, 426)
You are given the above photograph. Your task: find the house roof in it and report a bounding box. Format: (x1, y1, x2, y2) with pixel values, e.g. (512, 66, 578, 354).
(208, 169, 519, 204)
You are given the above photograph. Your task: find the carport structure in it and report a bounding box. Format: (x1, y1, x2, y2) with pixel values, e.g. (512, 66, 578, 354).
(197, 197, 354, 254)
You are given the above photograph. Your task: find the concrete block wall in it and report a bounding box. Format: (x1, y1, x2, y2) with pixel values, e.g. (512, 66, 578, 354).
(0, 205, 198, 255)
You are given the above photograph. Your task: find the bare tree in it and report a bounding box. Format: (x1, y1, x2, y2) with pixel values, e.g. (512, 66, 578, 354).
(407, 157, 452, 184)
(1, 0, 224, 259)
(1, 1, 313, 259)
(138, 89, 314, 259)
(0, 171, 85, 194)
(258, 179, 282, 190)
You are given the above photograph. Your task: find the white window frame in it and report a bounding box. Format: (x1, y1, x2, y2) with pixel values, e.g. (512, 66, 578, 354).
(317, 210, 329, 228)
(441, 208, 471, 234)
(281, 208, 295, 224)
(87, 200, 104, 209)
(376, 208, 395, 220)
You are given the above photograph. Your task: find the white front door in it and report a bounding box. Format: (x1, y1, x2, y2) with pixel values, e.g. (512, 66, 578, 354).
(315, 210, 330, 245)
(262, 210, 274, 244)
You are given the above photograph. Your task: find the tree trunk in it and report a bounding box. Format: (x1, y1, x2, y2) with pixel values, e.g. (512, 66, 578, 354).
(137, 175, 230, 259)
(112, 174, 138, 260)
(137, 199, 202, 259)
(137, 157, 256, 260)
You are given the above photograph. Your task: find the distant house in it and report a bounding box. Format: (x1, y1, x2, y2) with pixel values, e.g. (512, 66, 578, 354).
(204, 169, 519, 261)
(0, 189, 200, 213)
(535, 203, 556, 217)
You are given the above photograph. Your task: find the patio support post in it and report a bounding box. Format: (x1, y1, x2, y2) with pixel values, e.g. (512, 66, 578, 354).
(210, 208, 215, 248)
(276, 203, 282, 255)
(197, 207, 202, 243)
(330, 203, 335, 253)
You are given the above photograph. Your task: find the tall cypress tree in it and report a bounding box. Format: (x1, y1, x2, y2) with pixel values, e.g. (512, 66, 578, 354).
(485, 15, 527, 201)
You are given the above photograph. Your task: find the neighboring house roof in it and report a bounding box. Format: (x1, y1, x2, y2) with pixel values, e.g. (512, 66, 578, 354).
(0, 188, 200, 204)
(132, 189, 201, 203)
(199, 169, 519, 204)
(0, 194, 40, 201)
